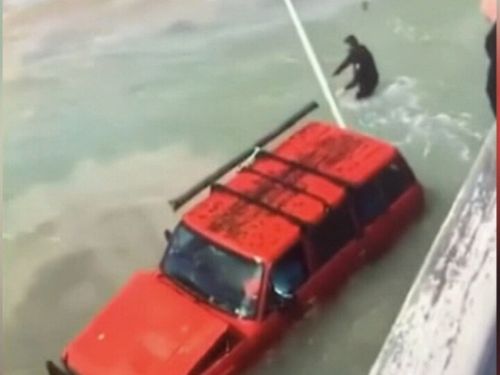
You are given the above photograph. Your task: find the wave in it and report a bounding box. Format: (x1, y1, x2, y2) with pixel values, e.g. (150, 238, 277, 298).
(337, 76, 485, 162)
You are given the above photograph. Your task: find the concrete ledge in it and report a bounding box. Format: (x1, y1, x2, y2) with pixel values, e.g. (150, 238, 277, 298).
(369, 126, 497, 375)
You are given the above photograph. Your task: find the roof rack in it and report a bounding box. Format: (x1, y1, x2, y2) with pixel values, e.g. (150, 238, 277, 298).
(256, 149, 354, 189)
(211, 183, 309, 228)
(241, 166, 330, 209)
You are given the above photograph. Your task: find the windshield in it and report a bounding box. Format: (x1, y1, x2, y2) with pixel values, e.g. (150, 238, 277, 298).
(161, 224, 263, 319)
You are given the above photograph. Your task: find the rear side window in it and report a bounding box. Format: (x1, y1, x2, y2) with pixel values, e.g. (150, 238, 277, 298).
(266, 243, 308, 314)
(309, 204, 356, 265)
(378, 157, 415, 204)
(271, 243, 308, 298)
(353, 182, 387, 225)
(353, 155, 415, 226)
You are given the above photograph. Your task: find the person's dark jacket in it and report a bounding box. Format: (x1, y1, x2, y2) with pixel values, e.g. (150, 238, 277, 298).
(485, 23, 496, 116)
(334, 44, 379, 98)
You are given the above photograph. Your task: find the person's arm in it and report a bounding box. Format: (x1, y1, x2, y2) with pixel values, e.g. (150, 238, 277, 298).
(332, 53, 353, 76)
(344, 75, 358, 90)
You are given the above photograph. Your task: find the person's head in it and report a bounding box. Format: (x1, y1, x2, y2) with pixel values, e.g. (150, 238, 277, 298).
(344, 35, 359, 47)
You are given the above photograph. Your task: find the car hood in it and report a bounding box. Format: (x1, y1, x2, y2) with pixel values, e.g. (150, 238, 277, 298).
(64, 271, 230, 375)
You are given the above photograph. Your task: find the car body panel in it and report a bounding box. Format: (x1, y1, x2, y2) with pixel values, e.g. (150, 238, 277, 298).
(60, 122, 425, 375)
(64, 272, 230, 375)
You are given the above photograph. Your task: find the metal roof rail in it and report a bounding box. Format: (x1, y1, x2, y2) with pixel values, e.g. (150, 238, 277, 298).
(241, 166, 330, 209)
(256, 149, 354, 189)
(210, 183, 309, 228)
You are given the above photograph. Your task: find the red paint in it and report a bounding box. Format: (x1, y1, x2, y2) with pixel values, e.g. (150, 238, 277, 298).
(61, 122, 425, 375)
(64, 272, 232, 375)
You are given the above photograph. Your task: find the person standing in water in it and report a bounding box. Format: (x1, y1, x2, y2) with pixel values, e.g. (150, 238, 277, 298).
(485, 23, 496, 116)
(332, 35, 379, 99)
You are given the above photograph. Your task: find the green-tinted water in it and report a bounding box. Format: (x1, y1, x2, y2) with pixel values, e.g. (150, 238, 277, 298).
(3, 0, 494, 373)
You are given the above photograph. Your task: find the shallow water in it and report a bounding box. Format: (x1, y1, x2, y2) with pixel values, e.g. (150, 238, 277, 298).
(3, 0, 495, 374)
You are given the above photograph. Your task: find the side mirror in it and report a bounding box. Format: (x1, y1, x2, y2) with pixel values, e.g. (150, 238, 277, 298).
(164, 229, 173, 242)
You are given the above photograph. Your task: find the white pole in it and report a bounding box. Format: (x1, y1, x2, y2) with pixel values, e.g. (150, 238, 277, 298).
(283, 0, 346, 128)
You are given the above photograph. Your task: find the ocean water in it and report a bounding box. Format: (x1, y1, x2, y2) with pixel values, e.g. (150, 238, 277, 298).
(3, 0, 495, 374)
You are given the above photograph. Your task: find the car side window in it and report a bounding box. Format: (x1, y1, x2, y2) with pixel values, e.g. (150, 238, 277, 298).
(378, 156, 415, 204)
(309, 203, 357, 265)
(353, 181, 387, 225)
(271, 243, 308, 297)
(266, 243, 308, 313)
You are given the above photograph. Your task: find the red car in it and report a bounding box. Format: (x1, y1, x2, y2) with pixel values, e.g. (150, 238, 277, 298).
(48, 103, 424, 375)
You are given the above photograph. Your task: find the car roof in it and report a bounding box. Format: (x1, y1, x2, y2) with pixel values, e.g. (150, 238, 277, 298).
(273, 122, 396, 186)
(183, 122, 396, 262)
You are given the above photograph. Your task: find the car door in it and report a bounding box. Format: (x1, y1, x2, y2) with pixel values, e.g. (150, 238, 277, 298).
(353, 155, 421, 260)
(377, 155, 424, 231)
(351, 178, 394, 259)
(304, 201, 365, 299)
(258, 241, 314, 344)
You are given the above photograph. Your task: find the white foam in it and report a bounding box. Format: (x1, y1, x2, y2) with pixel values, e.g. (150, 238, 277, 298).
(338, 76, 483, 162)
(390, 17, 431, 43)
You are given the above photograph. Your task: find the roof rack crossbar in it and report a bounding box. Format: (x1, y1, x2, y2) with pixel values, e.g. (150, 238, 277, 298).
(256, 149, 353, 189)
(241, 166, 330, 209)
(211, 183, 308, 228)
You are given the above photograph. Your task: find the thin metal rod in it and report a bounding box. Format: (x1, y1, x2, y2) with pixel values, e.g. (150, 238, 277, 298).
(169, 101, 319, 211)
(283, 0, 346, 128)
